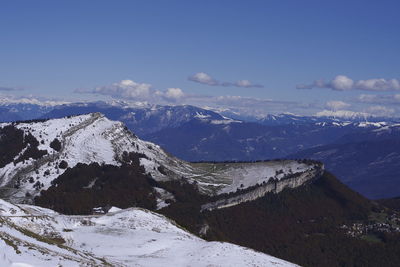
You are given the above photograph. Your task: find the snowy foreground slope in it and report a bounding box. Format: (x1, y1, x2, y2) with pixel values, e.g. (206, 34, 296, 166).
(0, 199, 297, 267)
(0, 113, 321, 203)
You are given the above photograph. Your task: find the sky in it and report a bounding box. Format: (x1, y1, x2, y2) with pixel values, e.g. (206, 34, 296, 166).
(1, 0, 400, 117)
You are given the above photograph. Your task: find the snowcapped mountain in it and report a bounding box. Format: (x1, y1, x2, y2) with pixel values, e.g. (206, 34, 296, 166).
(40, 101, 228, 136)
(0, 113, 321, 207)
(0, 199, 297, 267)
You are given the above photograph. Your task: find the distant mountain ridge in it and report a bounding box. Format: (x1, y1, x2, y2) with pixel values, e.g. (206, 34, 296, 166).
(2, 99, 399, 128)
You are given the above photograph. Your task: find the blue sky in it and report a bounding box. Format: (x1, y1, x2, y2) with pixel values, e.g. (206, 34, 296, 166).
(1, 0, 400, 117)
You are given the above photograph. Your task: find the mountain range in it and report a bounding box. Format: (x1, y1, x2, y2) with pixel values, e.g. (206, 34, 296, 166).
(0, 99, 399, 199)
(0, 113, 399, 266)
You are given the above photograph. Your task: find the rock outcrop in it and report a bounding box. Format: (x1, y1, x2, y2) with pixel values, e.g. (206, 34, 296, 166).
(201, 164, 324, 211)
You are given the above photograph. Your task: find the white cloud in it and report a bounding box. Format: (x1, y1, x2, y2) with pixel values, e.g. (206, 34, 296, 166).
(188, 72, 263, 88)
(330, 75, 354, 91)
(164, 88, 184, 101)
(355, 78, 400, 91)
(235, 80, 252, 87)
(76, 79, 189, 104)
(188, 72, 218, 86)
(298, 75, 354, 91)
(232, 80, 264, 88)
(298, 75, 400, 91)
(326, 100, 350, 110)
(96, 79, 152, 99)
(76, 79, 152, 100)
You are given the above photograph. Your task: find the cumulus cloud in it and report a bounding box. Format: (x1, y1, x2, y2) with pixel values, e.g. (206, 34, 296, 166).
(355, 78, 400, 91)
(188, 72, 219, 86)
(75, 79, 152, 100)
(75, 79, 188, 104)
(164, 88, 184, 101)
(326, 100, 350, 110)
(331, 75, 354, 90)
(101, 80, 150, 99)
(298, 75, 400, 91)
(188, 72, 264, 88)
(232, 80, 264, 88)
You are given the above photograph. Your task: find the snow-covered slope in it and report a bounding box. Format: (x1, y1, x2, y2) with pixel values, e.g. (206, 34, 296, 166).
(0, 199, 297, 267)
(0, 113, 322, 203)
(0, 113, 191, 202)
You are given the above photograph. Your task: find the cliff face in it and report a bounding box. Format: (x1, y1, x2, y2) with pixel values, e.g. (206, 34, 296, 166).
(201, 165, 324, 211)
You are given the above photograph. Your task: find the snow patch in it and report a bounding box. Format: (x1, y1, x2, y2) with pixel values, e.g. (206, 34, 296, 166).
(0, 200, 298, 267)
